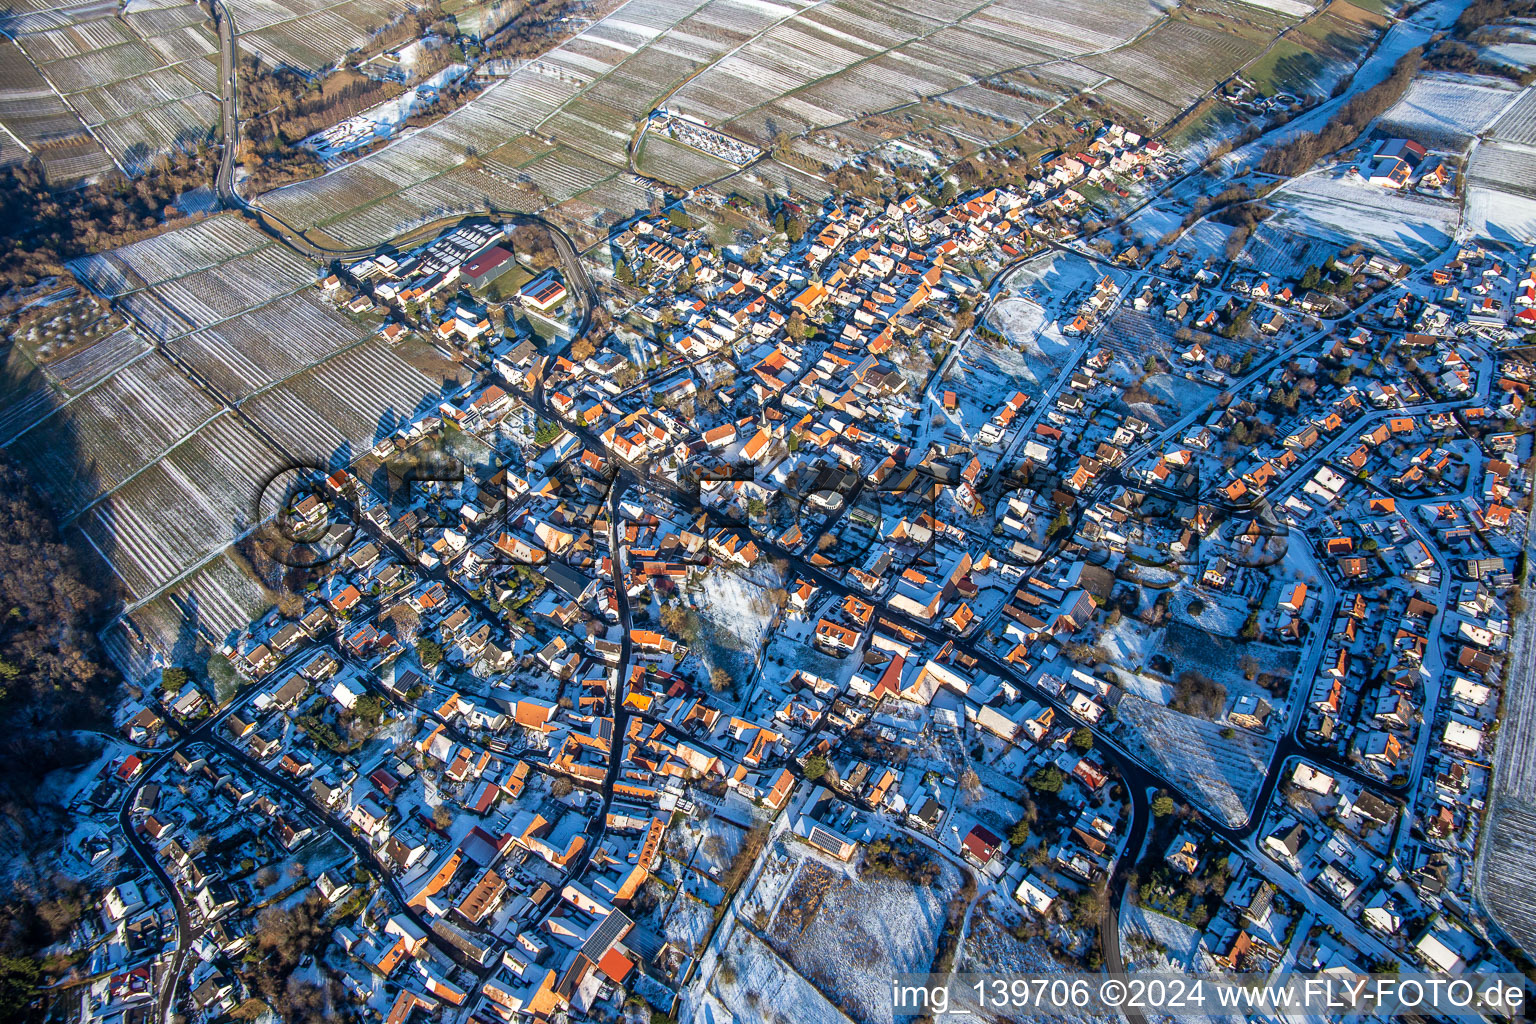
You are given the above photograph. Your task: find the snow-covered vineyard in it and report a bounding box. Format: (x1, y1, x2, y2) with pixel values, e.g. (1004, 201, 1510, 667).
(9, 0, 1536, 1016)
(0, 210, 468, 662)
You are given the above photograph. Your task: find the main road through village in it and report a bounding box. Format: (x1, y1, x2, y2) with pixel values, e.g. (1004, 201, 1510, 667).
(102, 5, 1527, 1012)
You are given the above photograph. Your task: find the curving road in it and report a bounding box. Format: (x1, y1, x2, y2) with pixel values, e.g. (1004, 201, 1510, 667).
(210, 0, 237, 206)
(188, 0, 1460, 976)
(207, 0, 595, 341)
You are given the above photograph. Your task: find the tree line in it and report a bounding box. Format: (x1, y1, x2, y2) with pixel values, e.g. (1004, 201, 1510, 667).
(0, 148, 220, 287)
(1256, 49, 1423, 178)
(0, 451, 122, 1020)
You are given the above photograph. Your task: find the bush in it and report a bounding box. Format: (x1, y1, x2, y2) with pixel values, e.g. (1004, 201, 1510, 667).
(1028, 765, 1065, 794)
(1172, 670, 1226, 720)
(862, 837, 941, 885)
(415, 638, 444, 668)
(1257, 49, 1423, 177)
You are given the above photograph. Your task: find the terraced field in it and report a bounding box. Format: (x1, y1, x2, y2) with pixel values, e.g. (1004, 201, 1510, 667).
(10, 0, 1374, 671)
(6, 201, 466, 651)
(254, 0, 1199, 247)
(0, 0, 220, 174)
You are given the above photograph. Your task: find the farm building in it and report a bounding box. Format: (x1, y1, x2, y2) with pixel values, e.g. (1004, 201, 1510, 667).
(1368, 139, 1427, 189)
(522, 273, 569, 314)
(460, 246, 516, 291)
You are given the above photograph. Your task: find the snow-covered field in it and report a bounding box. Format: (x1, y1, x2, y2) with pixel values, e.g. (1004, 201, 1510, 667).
(1000, 251, 1119, 308)
(1181, 219, 1238, 263)
(1266, 172, 1458, 261)
(1170, 589, 1250, 638)
(770, 852, 961, 1024)
(707, 925, 854, 1024)
(1123, 203, 1183, 249)
(1134, 371, 1221, 426)
(1121, 904, 1249, 1024)
(1377, 73, 1521, 148)
(1100, 617, 1165, 676)
(1485, 42, 1536, 73)
(1122, 901, 1205, 969)
(700, 569, 778, 655)
(664, 891, 715, 952)
(1463, 184, 1536, 242)
(1228, 0, 1314, 16)
(1115, 695, 1272, 827)
(986, 297, 1079, 375)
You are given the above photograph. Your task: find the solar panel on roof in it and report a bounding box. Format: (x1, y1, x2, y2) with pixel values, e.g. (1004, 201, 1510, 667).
(579, 908, 633, 959)
(808, 825, 847, 853)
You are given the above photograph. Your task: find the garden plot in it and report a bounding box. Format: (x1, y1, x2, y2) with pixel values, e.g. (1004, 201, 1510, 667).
(1161, 616, 1297, 689)
(1235, 222, 1340, 277)
(738, 840, 799, 926)
(984, 299, 1076, 377)
(1114, 695, 1271, 828)
(1264, 172, 1457, 262)
(1376, 73, 1521, 150)
(1001, 250, 1112, 306)
(662, 889, 715, 952)
(1095, 309, 1194, 367)
(770, 854, 961, 1024)
(78, 412, 288, 599)
(1122, 202, 1184, 249)
(4, 350, 220, 516)
(1101, 619, 1166, 687)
